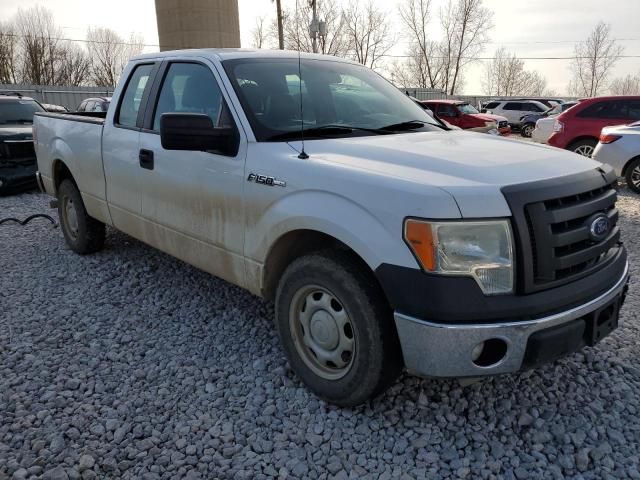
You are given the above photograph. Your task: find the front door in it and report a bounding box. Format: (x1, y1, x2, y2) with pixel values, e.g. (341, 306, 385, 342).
(103, 62, 156, 228)
(136, 60, 247, 287)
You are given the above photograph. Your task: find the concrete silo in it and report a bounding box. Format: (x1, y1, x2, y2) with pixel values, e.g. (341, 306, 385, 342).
(154, 0, 241, 51)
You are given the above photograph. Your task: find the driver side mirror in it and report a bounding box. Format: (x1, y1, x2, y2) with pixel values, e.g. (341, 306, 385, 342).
(160, 113, 238, 156)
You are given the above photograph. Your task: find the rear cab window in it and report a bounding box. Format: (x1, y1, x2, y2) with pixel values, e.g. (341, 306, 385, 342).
(116, 64, 154, 128)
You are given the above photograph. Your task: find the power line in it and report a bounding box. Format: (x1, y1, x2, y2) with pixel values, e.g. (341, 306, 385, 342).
(3, 32, 640, 61)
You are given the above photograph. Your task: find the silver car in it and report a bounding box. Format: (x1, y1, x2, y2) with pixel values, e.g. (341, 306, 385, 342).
(593, 121, 640, 192)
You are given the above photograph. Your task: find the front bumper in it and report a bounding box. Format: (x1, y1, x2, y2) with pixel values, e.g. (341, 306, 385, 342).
(0, 161, 38, 195)
(394, 260, 629, 378)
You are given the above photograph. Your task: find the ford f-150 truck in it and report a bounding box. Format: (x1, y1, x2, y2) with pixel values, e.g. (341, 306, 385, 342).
(34, 49, 629, 406)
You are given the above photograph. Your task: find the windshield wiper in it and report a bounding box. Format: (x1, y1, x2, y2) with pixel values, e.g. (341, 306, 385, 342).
(266, 124, 392, 141)
(379, 120, 432, 131)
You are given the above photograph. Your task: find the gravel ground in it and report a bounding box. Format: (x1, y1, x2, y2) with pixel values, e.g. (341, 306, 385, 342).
(1, 190, 640, 480)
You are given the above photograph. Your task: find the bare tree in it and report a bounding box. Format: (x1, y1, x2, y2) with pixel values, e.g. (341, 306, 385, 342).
(395, 0, 491, 93)
(14, 5, 63, 85)
(86, 27, 143, 87)
(397, 0, 446, 89)
(251, 16, 270, 49)
(57, 42, 91, 86)
(482, 47, 549, 96)
(0, 22, 19, 84)
(609, 73, 640, 95)
(569, 22, 623, 97)
(282, 0, 351, 56)
(440, 0, 492, 94)
(344, 0, 394, 69)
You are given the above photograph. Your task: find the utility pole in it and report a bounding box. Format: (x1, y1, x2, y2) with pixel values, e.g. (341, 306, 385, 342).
(308, 0, 326, 54)
(274, 0, 284, 50)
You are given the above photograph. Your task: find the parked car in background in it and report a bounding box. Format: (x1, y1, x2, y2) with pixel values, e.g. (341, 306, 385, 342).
(593, 121, 640, 192)
(77, 96, 111, 113)
(0, 93, 43, 195)
(548, 96, 640, 157)
(422, 100, 511, 135)
(42, 103, 69, 113)
(522, 101, 578, 138)
(481, 100, 548, 127)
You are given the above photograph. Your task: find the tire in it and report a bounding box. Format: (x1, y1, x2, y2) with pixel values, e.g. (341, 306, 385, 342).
(57, 179, 105, 254)
(521, 123, 535, 138)
(624, 157, 640, 193)
(275, 250, 403, 406)
(568, 139, 597, 158)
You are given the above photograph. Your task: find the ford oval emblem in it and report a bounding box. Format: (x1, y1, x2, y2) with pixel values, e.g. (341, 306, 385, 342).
(588, 214, 610, 242)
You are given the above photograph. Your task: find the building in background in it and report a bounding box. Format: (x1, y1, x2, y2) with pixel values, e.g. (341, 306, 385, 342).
(154, 0, 241, 51)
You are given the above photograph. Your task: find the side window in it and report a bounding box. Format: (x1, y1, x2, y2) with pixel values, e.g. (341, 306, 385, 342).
(504, 102, 521, 111)
(438, 104, 457, 117)
(527, 103, 543, 112)
(153, 62, 232, 132)
(92, 102, 103, 112)
(117, 64, 153, 127)
(485, 102, 500, 110)
(578, 101, 627, 119)
(626, 101, 640, 120)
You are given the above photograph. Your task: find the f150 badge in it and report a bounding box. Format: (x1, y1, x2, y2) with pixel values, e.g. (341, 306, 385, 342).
(247, 173, 286, 187)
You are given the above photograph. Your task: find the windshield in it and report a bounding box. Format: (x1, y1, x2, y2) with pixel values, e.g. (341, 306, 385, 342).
(458, 103, 479, 114)
(223, 58, 441, 141)
(0, 100, 44, 124)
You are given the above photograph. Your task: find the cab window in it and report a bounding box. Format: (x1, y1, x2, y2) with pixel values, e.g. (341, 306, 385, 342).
(117, 64, 153, 127)
(152, 62, 234, 132)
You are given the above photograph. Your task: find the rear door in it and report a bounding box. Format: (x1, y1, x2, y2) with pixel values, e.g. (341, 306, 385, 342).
(136, 58, 248, 287)
(102, 62, 158, 229)
(576, 100, 633, 136)
(502, 102, 523, 124)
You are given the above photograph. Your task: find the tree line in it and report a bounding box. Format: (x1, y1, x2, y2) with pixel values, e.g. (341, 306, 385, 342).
(256, 0, 639, 97)
(0, 2, 637, 96)
(0, 5, 143, 87)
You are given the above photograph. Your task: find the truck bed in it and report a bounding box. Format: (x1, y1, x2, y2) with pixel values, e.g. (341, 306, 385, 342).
(34, 110, 109, 224)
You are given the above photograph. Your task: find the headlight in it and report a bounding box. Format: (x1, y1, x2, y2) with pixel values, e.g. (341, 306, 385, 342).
(404, 219, 514, 295)
(484, 121, 496, 129)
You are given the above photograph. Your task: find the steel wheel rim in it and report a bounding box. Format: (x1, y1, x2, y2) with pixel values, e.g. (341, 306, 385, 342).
(631, 166, 640, 188)
(63, 195, 79, 239)
(574, 145, 594, 157)
(289, 285, 356, 380)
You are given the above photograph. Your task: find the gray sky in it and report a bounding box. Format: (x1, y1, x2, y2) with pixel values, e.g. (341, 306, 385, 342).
(1, 0, 639, 94)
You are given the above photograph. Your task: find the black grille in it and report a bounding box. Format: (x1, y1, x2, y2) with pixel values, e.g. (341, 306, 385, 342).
(502, 168, 622, 294)
(525, 183, 619, 285)
(498, 120, 508, 128)
(4, 140, 35, 160)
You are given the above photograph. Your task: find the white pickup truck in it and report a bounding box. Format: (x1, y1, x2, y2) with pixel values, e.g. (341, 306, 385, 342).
(34, 49, 629, 406)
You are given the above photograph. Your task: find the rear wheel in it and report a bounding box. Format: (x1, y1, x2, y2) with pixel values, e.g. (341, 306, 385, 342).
(57, 179, 105, 254)
(625, 157, 640, 193)
(521, 123, 535, 138)
(568, 139, 597, 158)
(275, 250, 402, 406)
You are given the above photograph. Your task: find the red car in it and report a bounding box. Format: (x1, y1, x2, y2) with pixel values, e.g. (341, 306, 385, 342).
(421, 100, 511, 135)
(548, 96, 640, 157)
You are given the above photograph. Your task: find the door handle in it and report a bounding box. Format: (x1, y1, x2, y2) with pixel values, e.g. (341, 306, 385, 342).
(139, 149, 154, 170)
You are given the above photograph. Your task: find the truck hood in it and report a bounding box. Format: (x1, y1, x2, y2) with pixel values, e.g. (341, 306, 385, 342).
(289, 130, 602, 217)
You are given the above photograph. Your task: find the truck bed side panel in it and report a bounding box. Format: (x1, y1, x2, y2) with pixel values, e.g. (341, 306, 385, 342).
(34, 113, 111, 225)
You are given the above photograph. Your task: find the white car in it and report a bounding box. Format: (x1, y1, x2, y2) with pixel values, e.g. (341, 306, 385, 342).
(33, 49, 629, 406)
(482, 100, 548, 126)
(593, 121, 640, 192)
(531, 101, 580, 144)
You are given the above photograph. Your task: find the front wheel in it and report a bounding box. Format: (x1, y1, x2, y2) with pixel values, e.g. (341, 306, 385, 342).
(521, 123, 535, 138)
(57, 179, 105, 254)
(568, 139, 597, 158)
(275, 251, 402, 406)
(625, 157, 640, 193)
